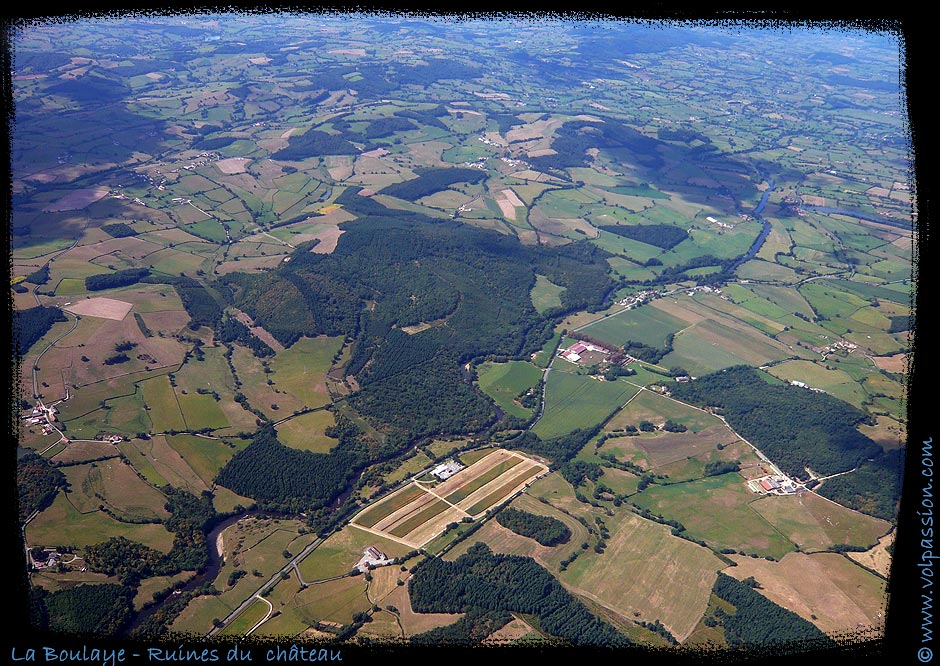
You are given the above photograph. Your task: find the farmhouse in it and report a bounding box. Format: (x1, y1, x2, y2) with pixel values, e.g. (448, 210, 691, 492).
(356, 545, 390, 572)
(431, 460, 465, 481)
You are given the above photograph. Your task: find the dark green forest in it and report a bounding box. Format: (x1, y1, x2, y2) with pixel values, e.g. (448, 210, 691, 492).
(13, 305, 67, 356)
(217, 192, 613, 446)
(494, 507, 571, 546)
(599, 224, 688, 250)
(16, 453, 67, 521)
(378, 167, 487, 201)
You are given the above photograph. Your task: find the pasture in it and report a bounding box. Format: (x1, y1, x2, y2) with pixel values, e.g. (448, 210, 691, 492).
(220, 598, 269, 636)
(749, 491, 891, 553)
(60, 458, 169, 521)
(632, 473, 796, 560)
(580, 303, 686, 349)
(605, 388, 721, 433)
(26, 492, 175, 553)
(298, 524, 412, 583)
(530, 274, 566, 314)
(275, 410, 340, 454)
(118, 435, 209, 495)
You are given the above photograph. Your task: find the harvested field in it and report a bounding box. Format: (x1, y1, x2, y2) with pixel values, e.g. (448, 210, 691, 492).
(846, 530, 894, 578)
(215, 157, 250, 174)
(631, 426, 742, 469)
(872, 352, 909, 373)
(309, 226, 345, 253)
(43, 187, 110, 212)
(633, 473, 795, 559)
(725, 552, 887, 637)
(445, 493, 585, 564)
(482, 615, 539, 645)
(63, 297, 133, 321)
(560, 511, 725, 642)
(50, 439, 121, 465)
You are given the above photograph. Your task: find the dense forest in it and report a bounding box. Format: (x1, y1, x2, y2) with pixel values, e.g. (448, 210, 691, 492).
(13, 305, 67, 356)
(527, 116, 664, 173)
(378, 167, 487, 201)
(85, 267, 151, 292)
(711, 573, 834, 649)
(494, 507, 571, 546)
(100, 222, 138, 238)
(670, 367, 881, 475)
(215, 422, 369, 517)
(599, 224, 688, 250)
(144, 275, 224, 330)
(669, 366, 900, 519)
(33, 583, 135, 635)
(216, 194, 614, 447)
(270, 129, 359, 161)
(409, 542, 630, 647)
(16, 453, 67, 521)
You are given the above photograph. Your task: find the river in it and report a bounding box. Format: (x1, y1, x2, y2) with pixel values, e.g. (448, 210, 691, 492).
(800, 204, 911, 229)
(126, 510, 261, 633)
(726, 179, 774, 274)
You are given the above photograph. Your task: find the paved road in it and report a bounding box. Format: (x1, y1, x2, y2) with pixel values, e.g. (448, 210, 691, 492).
(207, 535, 325, 637)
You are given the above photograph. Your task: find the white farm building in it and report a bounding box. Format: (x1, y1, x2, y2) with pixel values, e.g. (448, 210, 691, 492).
(431, 460, 465, 481)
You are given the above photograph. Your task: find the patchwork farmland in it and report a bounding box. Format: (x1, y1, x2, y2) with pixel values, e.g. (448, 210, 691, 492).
(350, 449, 549, 548)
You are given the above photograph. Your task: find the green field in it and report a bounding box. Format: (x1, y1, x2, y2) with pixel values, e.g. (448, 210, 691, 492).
(632, 473, 795, 560)
(140, 376, 186, 433)
(476, 361, 542, 419)
(530, 274, 566, 313)
(298, 524, 413, 583)
(268, 336, 344, 409)
(606, 388, 723, 434)
(177, 393, 230, 430)
(533, 372, 642, 440)
(580, 303, 686, 349)
(165, 433, 241, 487)
(26, 493, 175, 553)
(275, 409, 340, 454)
(220, 598, 270, 635)
(532, 330, 562, 368)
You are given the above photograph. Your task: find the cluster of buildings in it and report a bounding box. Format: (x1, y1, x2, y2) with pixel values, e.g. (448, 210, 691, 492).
(355, 546, 390, 573)
(706, 215, 735, 230)
(748, 474, 798, 495)
(789, 380, 826, 394)
(559, 340, 612, 365)
(816, 339, 859, 359)
(431, 460, 465, 481)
